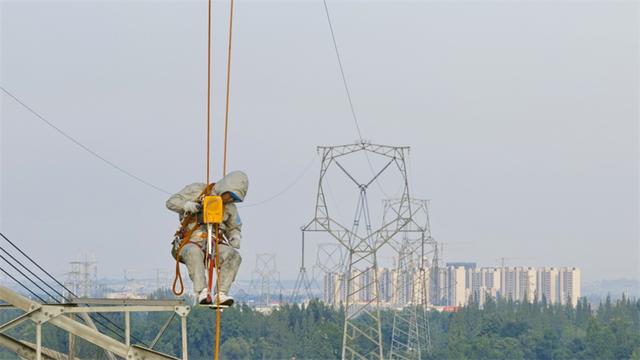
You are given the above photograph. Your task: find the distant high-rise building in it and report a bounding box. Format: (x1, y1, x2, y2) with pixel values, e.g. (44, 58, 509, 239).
(482, 267, 501, 298)
(559, 267, 581, 307)
(447, 266, 468, 307)
(378, 268, 393, 303)
(518, 267, 537, 302)
(497, 266, 535, 302)
(431, 267, 448, 305)
(469, 267, 501, 304)
(537, 267, 560, 304)
(323, 272, 344, 305)
(502, 267, 518, 301)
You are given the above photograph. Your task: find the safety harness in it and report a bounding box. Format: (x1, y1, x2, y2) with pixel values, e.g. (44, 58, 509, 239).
(171, 183, 216, 296)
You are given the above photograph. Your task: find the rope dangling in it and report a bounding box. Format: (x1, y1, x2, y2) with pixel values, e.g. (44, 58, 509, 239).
(171, 214, 196, 296)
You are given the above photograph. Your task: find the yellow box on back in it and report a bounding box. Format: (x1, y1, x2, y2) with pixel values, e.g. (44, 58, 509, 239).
(202, 196, 223, 224)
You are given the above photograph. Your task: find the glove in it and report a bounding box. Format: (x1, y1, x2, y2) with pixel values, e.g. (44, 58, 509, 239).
(183, 201, 201, 213)
(229, 233, 241, 249)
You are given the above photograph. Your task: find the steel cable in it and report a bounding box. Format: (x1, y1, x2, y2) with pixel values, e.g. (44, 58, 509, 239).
(0, 252, 59, 301)
(0, 232, 148, 345)
(0, 86, 170, 195)
(0, 267, 46, 303)
(320, 1, 392, 199)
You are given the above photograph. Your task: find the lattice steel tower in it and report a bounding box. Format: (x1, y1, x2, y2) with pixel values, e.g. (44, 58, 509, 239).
(303, 142, 413, 360)
(64, 253, 97, 298)
(251, 253, 282, 306)
(384, 199, 437, 359)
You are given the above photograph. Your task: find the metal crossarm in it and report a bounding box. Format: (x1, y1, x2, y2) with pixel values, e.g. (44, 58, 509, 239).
(0, 285, 190, 360)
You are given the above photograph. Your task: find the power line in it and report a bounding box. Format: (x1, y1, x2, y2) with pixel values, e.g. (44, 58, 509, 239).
(1, 232, 71, 293)
(0, 245, 64, 301)
(0, 86, 171, 195)
(321, 1, 392, 199)
(0, 243, 128, 343)
(241, 153, 318, 208)
(2, 86, 324, 204)
(0, 232, 148, 345)
(322, 0, 363, 141)
(0, 252, 61, 301)
(0, 267, 46, 303)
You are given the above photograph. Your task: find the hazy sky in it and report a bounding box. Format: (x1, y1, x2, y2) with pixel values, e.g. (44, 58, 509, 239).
(1, 0, 637, 285)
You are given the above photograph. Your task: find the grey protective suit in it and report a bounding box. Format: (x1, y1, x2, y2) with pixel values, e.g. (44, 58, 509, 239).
(166, 171, 248, 294)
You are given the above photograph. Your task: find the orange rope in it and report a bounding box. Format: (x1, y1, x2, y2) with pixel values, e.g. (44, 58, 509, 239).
(214, 1, 234, 359)
(203, 1, 219, 358)
(215, 3, 235, 359)
(222, 0, 235, 177)
(206, 0, 213, 185)
(213, 225, 222, 360)
(198, 0, 234, 358)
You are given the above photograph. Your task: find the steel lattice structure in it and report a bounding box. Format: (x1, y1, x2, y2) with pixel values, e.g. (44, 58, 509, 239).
(315, 242, 345, 305)
(383, 199, 437, 360)
(303, 142, 412, 360)
(291, 231, 316, 303)
(250, 253, 283, 307)
(0, 286, 190, 360)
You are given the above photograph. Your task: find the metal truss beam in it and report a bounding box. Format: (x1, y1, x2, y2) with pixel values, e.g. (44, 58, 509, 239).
(0, 285, 189, 360)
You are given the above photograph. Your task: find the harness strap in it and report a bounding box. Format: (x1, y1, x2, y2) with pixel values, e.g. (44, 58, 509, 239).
(172, 183, 215, 296)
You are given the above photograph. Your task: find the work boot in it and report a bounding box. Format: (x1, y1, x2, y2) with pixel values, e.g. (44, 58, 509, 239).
(215, 292, 234, 307)
(197, 288, 211, 305)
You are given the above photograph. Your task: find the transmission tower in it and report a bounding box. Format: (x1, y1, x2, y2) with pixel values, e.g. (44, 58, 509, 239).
(64, 253, 97, 298)
(251, 253, 283, 307)
(384, 199, 437, 359)
(291, 230, 316, 303)
(303, 142, 413, 360)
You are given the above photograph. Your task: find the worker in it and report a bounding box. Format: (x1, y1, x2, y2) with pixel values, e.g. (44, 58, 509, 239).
(166, 171, 248, 306)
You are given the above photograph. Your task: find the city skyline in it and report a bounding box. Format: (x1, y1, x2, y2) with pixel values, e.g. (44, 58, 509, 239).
(322, 264, 582, 309)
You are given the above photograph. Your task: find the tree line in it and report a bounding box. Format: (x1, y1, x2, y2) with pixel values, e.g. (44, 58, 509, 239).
(1, 290, 638, 359)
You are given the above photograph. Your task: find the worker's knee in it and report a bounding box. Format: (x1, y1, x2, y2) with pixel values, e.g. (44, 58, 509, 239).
(178, 243, 204, 265)
(220, 246, 241, 266)
(231, 252, 242, 267)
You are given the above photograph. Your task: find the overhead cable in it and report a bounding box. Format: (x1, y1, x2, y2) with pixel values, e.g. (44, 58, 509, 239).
(241, 153, 318, 208)
(322, 0, 363, 141)
(0, 232, 146, 345)
(321, 1, 392, 198)
(0, 245, 65, 301)
(1, 232, 72, 293)
(0, 252, 59, 301)
(0, 267, 46, 303)
(0, 86, 170, 195)
(0, 242, 128, 343)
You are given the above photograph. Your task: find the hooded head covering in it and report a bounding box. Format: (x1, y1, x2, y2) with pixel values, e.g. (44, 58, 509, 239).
(214, 170, 249, 202)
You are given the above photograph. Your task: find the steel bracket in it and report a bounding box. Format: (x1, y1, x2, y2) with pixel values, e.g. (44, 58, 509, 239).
(28, 305, 65, 325)
(174, 306, 190, 317)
